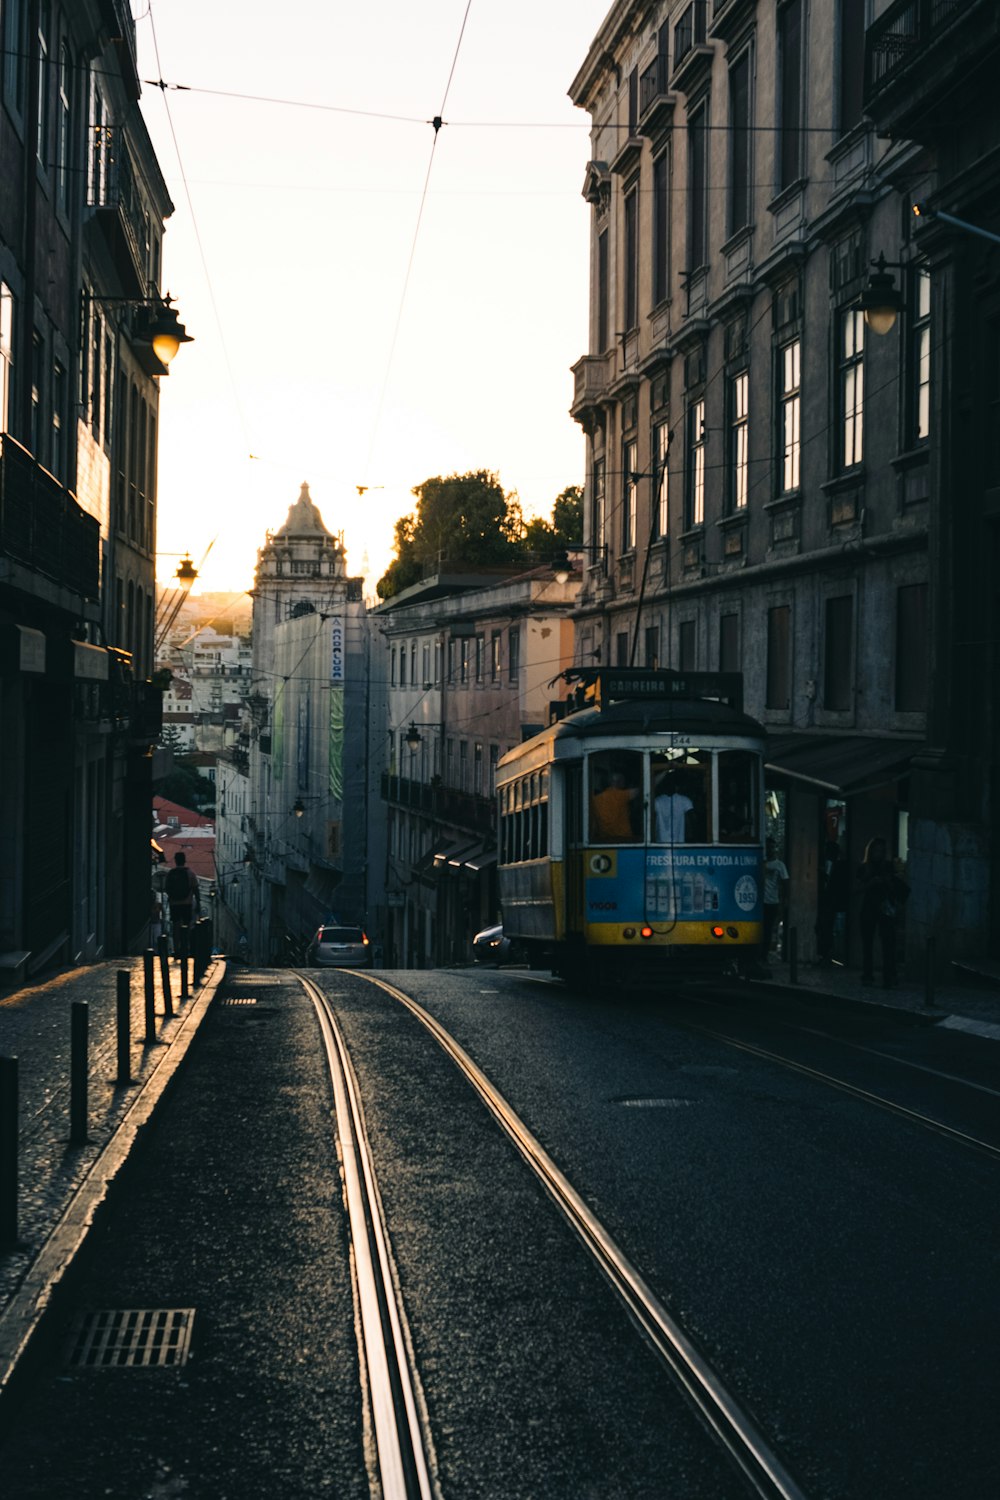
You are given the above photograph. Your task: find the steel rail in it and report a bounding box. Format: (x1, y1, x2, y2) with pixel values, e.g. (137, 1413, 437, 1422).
(668, 1012, 1000, 1162)
(359, 973, 810, 1500)
(690, 987, 1000, 1100)
(300, 977, 435, 1500)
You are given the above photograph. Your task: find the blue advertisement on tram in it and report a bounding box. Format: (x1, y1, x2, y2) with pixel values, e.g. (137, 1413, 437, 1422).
(584, 846, 762, 925)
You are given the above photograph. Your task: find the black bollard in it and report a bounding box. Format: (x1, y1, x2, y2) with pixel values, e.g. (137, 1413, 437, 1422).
(116, 970, 132, 1084)
(143, 949, 156, 1043)
(924, 935, 937, 1009)
(789, 926, 799, 986)
(179, 924, 190, 1002)
(0, 1056, 17, 1246)
(70, 1001, 89, 1144)
(192, 919, 205, 988)
(158, 934, 173, 1019)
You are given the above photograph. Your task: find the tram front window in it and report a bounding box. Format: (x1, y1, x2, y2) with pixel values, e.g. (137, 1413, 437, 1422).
(589, 750, 642, 842)
(719, 750, 759, 842)
(651, 751, 709, 844)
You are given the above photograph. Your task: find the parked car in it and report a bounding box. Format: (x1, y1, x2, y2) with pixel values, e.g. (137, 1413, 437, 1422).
(308, 925, 372, 968)
(472, 923, 523, 965)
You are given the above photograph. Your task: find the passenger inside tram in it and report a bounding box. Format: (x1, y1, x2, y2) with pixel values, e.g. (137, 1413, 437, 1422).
(651, 753, 709, 843)
(589, 752, 642, 841)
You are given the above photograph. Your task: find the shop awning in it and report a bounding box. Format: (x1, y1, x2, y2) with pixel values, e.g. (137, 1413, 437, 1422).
(765, 734, 924, 796)
(463, 847, 498, 873)
(445, 842, 481, 871)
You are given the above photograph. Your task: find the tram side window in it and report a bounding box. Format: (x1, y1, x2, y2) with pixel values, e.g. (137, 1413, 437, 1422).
(589, 750, 642, 842)
(718, 750, 759, 842)
(650, 751, 710, 844)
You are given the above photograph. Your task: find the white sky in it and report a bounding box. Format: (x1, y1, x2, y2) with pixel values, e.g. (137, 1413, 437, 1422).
(136, 0, 613, 595)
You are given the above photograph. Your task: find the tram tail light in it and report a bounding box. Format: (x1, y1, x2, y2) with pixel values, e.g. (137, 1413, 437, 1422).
(640, 925, 653, 939)
(711, 925, 725, 939)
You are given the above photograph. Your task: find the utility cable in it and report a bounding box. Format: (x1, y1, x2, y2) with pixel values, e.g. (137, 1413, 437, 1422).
(363, 0, 475, 478)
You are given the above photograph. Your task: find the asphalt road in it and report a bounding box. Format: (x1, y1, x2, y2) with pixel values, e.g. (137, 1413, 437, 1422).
(1, 963, 997, 1498)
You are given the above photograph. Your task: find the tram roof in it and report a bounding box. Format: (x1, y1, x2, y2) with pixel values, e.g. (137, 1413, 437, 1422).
(498, 694, 765, 776)
(553, 696, 764, 740)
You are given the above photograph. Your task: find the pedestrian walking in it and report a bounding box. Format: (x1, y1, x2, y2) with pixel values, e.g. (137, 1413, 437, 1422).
(817, 840, 850, 961)
(149, 889, 164, 950)
(857, 836, 909, 988)
(164, 852, 200, 960)
(762, 837, 789, 962)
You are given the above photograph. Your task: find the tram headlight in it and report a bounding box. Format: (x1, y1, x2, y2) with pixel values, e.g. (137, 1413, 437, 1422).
(622, 927, 636, 940)
(726, 926, 739, 939)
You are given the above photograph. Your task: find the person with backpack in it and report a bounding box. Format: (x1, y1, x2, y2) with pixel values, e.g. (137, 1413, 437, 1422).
(164, 851, 200, 958)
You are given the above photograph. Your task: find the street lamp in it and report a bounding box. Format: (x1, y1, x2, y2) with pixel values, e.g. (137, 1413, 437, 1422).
(551, 544, 608, 583)
(405, 723, 422, 753)
(174, 555, 198, 591)
(142, 297, 194, 368)
(859, 253, 906, 336)
(82, 291, 193, 373)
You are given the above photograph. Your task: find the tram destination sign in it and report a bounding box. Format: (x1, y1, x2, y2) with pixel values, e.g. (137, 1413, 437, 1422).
(570, 668, 743, 712)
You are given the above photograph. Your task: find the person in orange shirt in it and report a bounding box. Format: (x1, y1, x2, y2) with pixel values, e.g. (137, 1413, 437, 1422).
(591, 770, 640, 841)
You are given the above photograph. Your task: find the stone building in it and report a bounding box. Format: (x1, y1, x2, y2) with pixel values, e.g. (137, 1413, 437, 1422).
(375, 568, 579, 966)
(0, 2, 184, 980)
(216, 484, 374, 962)
(568, 0, 955, 967)
(863, 0, 1000, 964)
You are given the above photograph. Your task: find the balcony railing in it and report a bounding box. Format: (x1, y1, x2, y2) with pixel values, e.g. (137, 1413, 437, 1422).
(381, 772, 495, 834)
(865, 0, 966, 98)
(89, 128, 150, 296)
(0, 435, 100, 600)
(673, 0, 707, 71)
(638, 55, 676, 135)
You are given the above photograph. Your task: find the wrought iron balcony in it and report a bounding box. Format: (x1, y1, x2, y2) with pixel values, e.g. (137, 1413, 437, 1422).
(87, 128, 149, 296)
(865, 0, 977, 106)
(638, 54, 676, 136)
(0, 435, 100, 601)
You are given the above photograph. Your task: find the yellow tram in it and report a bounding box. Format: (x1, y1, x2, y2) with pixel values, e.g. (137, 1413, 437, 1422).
(496, 669, 767, 982)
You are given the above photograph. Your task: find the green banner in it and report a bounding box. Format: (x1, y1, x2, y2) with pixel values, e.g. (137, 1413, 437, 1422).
(329, 685, 344, 800)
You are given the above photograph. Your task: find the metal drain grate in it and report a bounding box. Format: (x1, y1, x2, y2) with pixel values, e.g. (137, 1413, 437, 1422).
(222, 997, 258, 1006)
(66, 1308, 195, 1369)
(619, 1097, 698, 1108)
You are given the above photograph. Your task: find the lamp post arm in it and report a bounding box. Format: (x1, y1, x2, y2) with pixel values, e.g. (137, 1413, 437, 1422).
(917, 207, 1000, 250)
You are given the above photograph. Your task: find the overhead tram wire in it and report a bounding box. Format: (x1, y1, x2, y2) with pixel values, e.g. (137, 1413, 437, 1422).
(144, 2, 254, 456)
(363, 0, 475, 479)
(134, 73, 847, 139)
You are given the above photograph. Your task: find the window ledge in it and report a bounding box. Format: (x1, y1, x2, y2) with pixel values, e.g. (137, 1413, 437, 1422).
(891, 445, 929, 473)
(716, 510, 748, 532)
(764, 490, 802, 512)
(821, 470, 865, 496)
(766, 178, 809, 216)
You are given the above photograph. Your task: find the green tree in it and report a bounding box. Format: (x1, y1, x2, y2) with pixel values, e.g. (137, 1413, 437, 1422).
(377, 470, 523, 598)
(515, 485, 584, 559)
(159, 759, 216, 813)
(552, 485, 583, 544)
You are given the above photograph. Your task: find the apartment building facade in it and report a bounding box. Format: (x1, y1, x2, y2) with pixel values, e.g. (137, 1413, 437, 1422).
(216, 484, 374, 963)
(375, 569, 579, 966)
(568, 0, 979, 966)
(1, 1, 183, 979)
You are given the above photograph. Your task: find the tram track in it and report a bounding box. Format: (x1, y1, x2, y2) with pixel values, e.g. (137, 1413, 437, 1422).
(667, 991, 1000, 1162)
(300, 974, 438, 1500)
(353, 971, 812, 1500)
